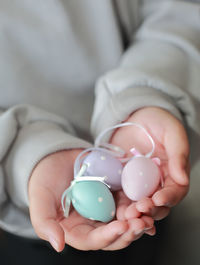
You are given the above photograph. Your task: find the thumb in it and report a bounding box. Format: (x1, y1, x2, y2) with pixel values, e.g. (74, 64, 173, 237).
(29, 186, 65, 252)
(165, 122, 190, 186)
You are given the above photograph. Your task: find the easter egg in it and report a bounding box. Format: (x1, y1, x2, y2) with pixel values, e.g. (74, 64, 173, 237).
(71, 181, 116, 222)
(82, 150, 123, 190)
(121, 156, 161, 201)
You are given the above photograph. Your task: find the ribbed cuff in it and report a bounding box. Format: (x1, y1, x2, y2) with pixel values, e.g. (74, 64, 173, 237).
(91, 85, 183, 143)
(4, 121, 92, 209)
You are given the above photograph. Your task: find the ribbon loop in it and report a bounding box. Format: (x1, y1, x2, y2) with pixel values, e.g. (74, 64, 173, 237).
(62, 122, 157, 218)
(73, 147, 125, 177)
(94, 122, 155, 160)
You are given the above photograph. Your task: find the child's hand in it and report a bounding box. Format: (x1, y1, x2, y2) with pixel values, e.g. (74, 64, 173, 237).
(28, 149, 80, 252)
(110, 107, 190, 223)
(29, 149, 153, 252)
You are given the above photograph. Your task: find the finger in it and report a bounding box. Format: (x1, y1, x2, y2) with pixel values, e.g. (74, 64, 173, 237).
(165, 123, 190, 186)
(88, 220, 128, 250)
(152, 178, 189, 207)
(136, 197, 154, 214)
(141, 215, 154, 229)
(29, 186, 65, 252)
(117, 204, 129, 221)
(144, 226, 156, 236)
(140, 215, 156, 236)
(168, 155, 190, 186)
(62, 219, 128, 250)
(136, 198, 170, 220)
(115, 191, 132, 220)
(103, 218, 146, 251)
(124, 202, 141, 219)
(150, 206, 170, 221)
(130, 215, 155, 237)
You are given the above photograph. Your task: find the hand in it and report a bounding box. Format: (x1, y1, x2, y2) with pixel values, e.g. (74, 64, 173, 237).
(110, 107, 190, 223)
(29, 149, 154, 252)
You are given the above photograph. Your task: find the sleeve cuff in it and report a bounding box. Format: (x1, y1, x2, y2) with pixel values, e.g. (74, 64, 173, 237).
(4, 121, 92, 209)
(91, 75, 183, 142)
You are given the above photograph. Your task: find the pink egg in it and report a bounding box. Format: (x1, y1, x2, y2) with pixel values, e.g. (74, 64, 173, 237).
(121, 156, 161, 201)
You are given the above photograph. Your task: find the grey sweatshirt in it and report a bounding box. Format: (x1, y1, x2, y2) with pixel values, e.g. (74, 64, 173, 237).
(0, 0, 200, 252)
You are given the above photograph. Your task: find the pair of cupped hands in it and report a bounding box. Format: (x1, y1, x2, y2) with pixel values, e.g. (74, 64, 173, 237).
(28, 107, 190, 252)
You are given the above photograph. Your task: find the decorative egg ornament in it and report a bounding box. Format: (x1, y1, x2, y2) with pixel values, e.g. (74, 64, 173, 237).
(82, 150, 123, 191)
(61, 163, 116, 222)
(61, 121, 163, 222)
(121, 155, 161, 201)
(71, 181, 116, 222)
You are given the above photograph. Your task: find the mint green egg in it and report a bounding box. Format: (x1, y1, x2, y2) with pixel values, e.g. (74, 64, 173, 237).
(71, 181, 116, 222)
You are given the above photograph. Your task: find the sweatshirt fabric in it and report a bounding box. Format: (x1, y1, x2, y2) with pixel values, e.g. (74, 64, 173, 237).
(0, 0, 200, 258)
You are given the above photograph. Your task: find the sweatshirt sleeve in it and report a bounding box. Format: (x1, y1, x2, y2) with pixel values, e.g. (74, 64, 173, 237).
(0, 104, 92, 238)
(90, 1, 200, 148)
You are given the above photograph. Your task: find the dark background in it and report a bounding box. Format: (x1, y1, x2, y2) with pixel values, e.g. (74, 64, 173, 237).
(0, 219, 167, 265)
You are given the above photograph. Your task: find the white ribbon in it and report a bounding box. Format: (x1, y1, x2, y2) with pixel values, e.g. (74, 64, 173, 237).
(73, 146, 125, 177)
(62, 122, 157, 217)
(94, 122, 155, 162)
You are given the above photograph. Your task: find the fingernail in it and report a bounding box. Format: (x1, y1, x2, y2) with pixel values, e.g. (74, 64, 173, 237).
(164, 202, 171, 207)
(49, 236, 60, 252)
(135, 229, 144, 235)
(144, 226, 153, 231)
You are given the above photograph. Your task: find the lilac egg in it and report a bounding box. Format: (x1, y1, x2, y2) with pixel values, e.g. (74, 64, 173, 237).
(82, 150, 123, 190)
(121, 156, 161, 201)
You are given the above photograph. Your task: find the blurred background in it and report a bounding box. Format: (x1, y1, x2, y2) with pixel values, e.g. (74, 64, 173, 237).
(0, 0, 200, 264)
(0, 219, 167, 265)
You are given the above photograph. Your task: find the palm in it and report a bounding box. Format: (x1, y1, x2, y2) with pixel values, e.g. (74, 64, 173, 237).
(29, 149, 149, 251)
(28, 149, 93, 250)
(29, 107, 189, 251)
(110, 107, 190, 219)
